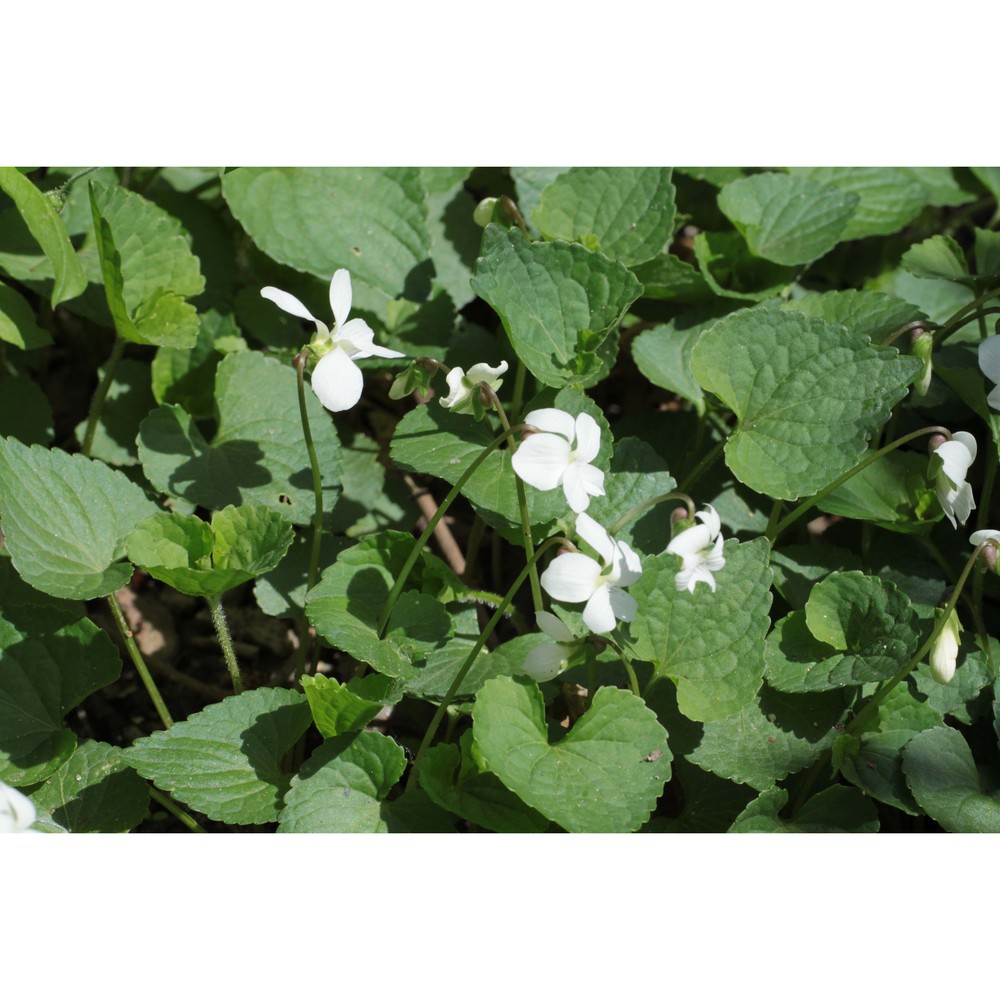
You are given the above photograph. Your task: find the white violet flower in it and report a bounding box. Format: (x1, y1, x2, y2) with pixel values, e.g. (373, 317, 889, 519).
(979, 335, 1000, 410)
(666, 504, 726, 593)
(929, 609, 961, 685)
(440, 361, 508, 413)
(1, 780, 39, 834)
(932, 431, 977, 528)
(511, 408, 606, 513)
(540, 512, 642, 634)
(261, 269, 405, 412)
(522, 611, 581, 682)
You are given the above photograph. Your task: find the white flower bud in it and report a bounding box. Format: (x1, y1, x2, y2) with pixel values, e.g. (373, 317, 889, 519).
(929, 609, 961, 684)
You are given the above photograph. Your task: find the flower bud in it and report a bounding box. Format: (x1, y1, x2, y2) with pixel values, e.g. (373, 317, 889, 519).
(927, 433, 949, 454)
(473, 197, 498, 227)
(970, 529, 1000, 573)
(910, 330, 934, 397)
(929, 609, 961, 684)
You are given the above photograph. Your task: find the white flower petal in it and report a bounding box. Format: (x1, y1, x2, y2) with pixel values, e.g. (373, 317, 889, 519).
(511, 433, 571, 491)
(696, 503, 722, 538)
(523, 407, 575, 442)
(440, 367, 469, 409)
(949, 482, 976, 526)
(988, 383, 1000, 411)
(522, 642, 570, 682)
(574, 512, 616, 566)
(936, 438, 975, 487)
(540, 552, 602, 603)
(261, 286, 318, 324)
(951, 431, 978, 463)
(573, 412, 602, 464)
(536, 610, 575, 642)
(666, 522, 713, 559)
(979, 335, 1000, 384)
(310, 347, 364, 412)
(329, 269, 353, 330)
(674, 566, 697, 592)
(971, 529, 1000, 545)
(561, 463, 592, 513)
(614, 540, 643, 586)
(575, 462, 606, 500)
(689, 563, 719, 592)
(1, 781, 37, 833)
(466, 361, 508, 383)
(582, 584, 617, 634)
(608, 587, 638, 623)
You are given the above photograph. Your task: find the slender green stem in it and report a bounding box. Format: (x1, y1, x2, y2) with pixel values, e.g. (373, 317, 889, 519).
(765, 499, 784, 539)
(376, 425, 521, 637)
(294, 356, 325, 679)
(487, 386, 543, 613)
(208, 595, 243, 694)
(933, 284, 1000, 346)
(602, 636, 641, 697)
(767, 425, 951, 544)
(81, 338, 126, 457)
(610, 491, 695, 536)
(148, 787, 206, 832)
(406, 535, 568, 791)
(511, 361, 527, 423)
(462, 515, 486, 585)
(107, 592, 174, 728)
(882, 319, 933, 346)
(679, 437, 725, 494)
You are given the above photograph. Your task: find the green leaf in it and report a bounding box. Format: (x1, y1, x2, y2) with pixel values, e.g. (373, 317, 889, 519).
(817, 450, 937, 531)
(470, 225, 642, 388)
(300, 673, 403, 738)
(278, 731, 406, 833)
(912, 635, 995, 724)
(657, 760, 756, 833)
(0, 167, 87, 305)
(473, 677, 670, 833)
(0, 604, 121, 786)
(253, 531, 350, 619)
(222, 167, 431, 298)
(510, 167, 570, 227)
(789, 167, 956, 241)
(972, 167, 1000, 202)
(421, 730, 550, 833)
(533, 167, 676, 266)
(88, 182, 204, 347)
(729, 785, 879, 832)
(0, 437, 158, 599)
(975, 228, 1000, 279)
(631, 308, 730, 416)
(902, 727, 1000, 832)
(717, 172, 858, 265)
(685, 686, 845, 791)
(0, 281, 51, 348)
(690, 306, 922, 499)
(692, 230, 796, 301)
(629, 538, 773, 722)
(124, 687, 312, 825)
(138, 351, 341, 525)
(901, 235, 970, 283)
(426, 183, 481, 309)
(839, 730, 921, 816)
(0, 376, 53, 446)
(629, 253, 712, 303)
(779, 289, 925, 342)
(125, 505, 294, 598)
(73, 358, 155, 466)
(765, 572, 920, 693)
(29, 740, 149, 832)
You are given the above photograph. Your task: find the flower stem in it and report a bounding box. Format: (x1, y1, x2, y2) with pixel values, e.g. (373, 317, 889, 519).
(405, 535, 568, 791)
(602, 636, 641, 697)
(294, 355, 325, 680)
(107, 592, 174, 728)
(678, 437, 725, 494)
(208, 595, 243, 694)
(148, 787, 206, 832)
(486, 386, 543, 613)
(81, 338, 126, 458)
(609, 491, 695, 536)
(511, 360, 528, 422)
(766, 425, 952, 544)
(933, 284, 1000, 346)
(376, 425, 522, 637)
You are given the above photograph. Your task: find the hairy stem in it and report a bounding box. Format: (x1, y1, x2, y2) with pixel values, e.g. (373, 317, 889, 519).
(208, 595, 243, 694)
(107, 592, 174, 728)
